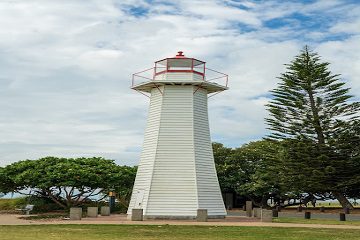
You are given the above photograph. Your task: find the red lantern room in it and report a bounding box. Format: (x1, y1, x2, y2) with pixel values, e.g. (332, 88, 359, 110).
(154, 51, 206, 80)
(131, 51, 228, 98)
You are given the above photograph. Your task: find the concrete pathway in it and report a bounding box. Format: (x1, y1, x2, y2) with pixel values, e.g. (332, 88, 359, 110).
(1, 214, 360, 230)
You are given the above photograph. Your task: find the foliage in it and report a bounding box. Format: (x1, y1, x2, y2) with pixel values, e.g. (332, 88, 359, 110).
(0, 196, 63, 213)
(214, 140, 286, 207)
(0, 157, 137, 209)
(0, 198, 27, 211)
(332, 120, 360, 199)
(213, 143, 240, 192)
(266, 46, 360, 208)
(114, 166, 137, 208)
(0, 166, 16, 194)
(112, 201, 129, 213)
(266, 46, 359, 142)
(27, 196, 65, 213)
(232, 140, 283, 206)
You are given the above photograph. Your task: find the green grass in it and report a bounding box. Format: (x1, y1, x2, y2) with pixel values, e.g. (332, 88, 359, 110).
(274, 217, 360, 226)
(0, 198, 27, 211)
(0, 225, 360, 240)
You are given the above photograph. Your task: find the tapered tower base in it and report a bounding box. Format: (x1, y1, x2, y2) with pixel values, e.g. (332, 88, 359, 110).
(127, 85, 226, 219)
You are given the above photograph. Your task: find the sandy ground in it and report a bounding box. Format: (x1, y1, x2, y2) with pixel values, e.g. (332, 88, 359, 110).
(1, 214, 360, 230)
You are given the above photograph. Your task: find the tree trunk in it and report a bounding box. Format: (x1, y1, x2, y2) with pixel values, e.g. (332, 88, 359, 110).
(45, 189, 67, 209)
(333, 191, 354, 209)
(47, 194, 67, 209)
(307, 87, 325, 144)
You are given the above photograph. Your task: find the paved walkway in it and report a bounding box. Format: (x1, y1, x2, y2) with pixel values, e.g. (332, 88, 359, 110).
(1, 214, 360, 230)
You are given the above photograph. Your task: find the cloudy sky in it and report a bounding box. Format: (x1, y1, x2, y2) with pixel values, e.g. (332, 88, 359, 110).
(0, 0, 359, 167)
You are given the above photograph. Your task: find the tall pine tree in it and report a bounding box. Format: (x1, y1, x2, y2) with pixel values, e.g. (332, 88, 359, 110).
(266, 46, 359, 208)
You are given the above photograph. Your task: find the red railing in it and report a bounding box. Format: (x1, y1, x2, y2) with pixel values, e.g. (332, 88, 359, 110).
(131, 67, 228, 98)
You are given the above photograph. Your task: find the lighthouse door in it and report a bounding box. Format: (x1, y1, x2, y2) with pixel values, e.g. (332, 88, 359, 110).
(134, 190, 144, 208)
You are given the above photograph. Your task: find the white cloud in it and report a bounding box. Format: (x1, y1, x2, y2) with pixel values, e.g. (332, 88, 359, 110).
(316, 35, 360, 95)
(0, 0, 359, 166)
(178, 0, 262, 27)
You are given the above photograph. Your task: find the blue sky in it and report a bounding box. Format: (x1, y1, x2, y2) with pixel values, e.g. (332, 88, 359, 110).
(0, 0, 359, 167)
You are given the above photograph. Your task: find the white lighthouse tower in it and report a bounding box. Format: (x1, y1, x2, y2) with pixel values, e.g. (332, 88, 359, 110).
(127, 51, 228, 219)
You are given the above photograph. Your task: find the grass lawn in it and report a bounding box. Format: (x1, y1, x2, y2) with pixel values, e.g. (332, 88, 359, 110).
(0, 198, 26, 210)
(274, 217, 360, 226)
(1, 225, 360, 240)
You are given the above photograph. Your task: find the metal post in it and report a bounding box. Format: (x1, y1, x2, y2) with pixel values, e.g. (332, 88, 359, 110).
(276, 206, 281, 212)
(272, 209, 278, 218)
(340, 213, 346, 221)
(109, 190, 115, 213)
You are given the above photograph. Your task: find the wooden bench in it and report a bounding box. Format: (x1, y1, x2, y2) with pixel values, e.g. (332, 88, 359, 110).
(15, 204, 34, 215)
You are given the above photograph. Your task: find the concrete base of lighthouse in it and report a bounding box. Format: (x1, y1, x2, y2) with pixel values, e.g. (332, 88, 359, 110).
(127, 82, 227, 219)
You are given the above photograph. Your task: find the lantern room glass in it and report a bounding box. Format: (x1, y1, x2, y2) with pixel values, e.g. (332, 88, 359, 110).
(154, 58, 205, 76)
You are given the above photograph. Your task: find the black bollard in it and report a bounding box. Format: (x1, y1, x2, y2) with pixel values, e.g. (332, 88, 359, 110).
(276, 206, 281, 212)
(344, 207, 350, 214)
(340, 213, 346, 221)
(109, 195, 115, 213)
(304, 211, 311, 219)
(272, 209, 279, 218)
(109, 190, 116, 213)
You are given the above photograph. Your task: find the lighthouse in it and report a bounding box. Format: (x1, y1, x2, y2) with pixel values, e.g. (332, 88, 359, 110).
(127, 51, 228, 219)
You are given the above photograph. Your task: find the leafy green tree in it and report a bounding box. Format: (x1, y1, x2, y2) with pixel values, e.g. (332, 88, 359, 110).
(331, 120, 360, 200)
(214, 140, 287, 207)
(213, 143, 239, 192)
(233, 140, 283, 207)
(266, 46, 359, 208)
(0, 157, 136, 209)
(0, 167, 8, 194)
(114, 166, 137, 208)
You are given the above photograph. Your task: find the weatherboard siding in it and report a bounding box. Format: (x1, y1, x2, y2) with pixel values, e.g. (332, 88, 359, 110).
(193, 88, 227, 216)
(146, 86, 198, 216)
(127, 87, 163, 215)
(128, 84, 226, 218)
